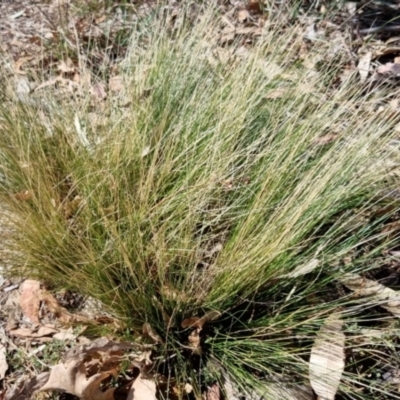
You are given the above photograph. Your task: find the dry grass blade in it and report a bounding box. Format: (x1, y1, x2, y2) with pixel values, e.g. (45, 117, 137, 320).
(281, 259, 319, 278)
(0, 345, 8, 380)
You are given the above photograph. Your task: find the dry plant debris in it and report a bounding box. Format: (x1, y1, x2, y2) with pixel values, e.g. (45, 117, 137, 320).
(340, 273, 400, 317)
(309, 314, 345, 400)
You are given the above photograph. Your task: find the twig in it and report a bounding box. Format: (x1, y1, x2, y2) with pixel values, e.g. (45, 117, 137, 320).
(357, 25, 400, 35)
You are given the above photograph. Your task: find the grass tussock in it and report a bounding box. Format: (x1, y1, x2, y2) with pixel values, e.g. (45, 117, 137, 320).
(1, 4, 400, 399)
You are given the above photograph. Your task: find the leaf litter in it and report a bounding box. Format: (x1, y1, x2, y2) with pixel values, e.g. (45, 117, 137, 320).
(340, 272, 400, 317)
(309, 313, 345, 400)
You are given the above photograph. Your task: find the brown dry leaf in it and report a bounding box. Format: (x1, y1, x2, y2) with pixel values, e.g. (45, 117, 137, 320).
(5, 371, 50, 400)
(14, 190, 32, 201)
(282, 259, 319, 279)
(127, 375, 156, 400)
(6, 338, 135, 399)
(62, 337, 134, 362)
(206, 383, 220, 400)
(181, 317, 201, 329)
(377, 62, 400, 75)
(143, 323, 164, 344)
(309, 314, 345, 400)
(40, 290, 85, 324)
(340, 273, 400, 316)
(0, 345, 8, 380)
(53, 327, 77, 341)
(19, 279, 41, 324)
(40, 359, 116, 400)
(109, 76, 124, 92)
(63, 195, 83, 219)
(9, 325, 58, 340)
(358, 51, 372, 82)
(188, 329, 202, 355)
(182, 310, 221, 329)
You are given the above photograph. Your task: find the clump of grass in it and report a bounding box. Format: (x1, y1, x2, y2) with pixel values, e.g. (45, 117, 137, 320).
(1, 4, 400, 399)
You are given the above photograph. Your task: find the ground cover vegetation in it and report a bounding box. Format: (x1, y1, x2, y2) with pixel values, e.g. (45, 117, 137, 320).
(2, 1, 400, 399)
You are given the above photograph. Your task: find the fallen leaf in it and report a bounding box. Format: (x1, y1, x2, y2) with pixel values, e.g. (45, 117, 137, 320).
(181, 317, 201, 329)
(14, 57, 33, 74)
(185, 384, 193, 394)
(9, 10, 25, 19)
(95, 15, 106, 24)
(340, 273, 400, 316)
(9, 325, 58, 340)
(0, 345, 8, 380)
(143, 323, 164, 344)
(57, 58, 75, 74)
(19, 279, 41, 324)
(6, 338, 135, 400)
(40, 359, 116, 400)
(5, 319, 18, 332)
(309, 314, 345, 400)
(182, 310, 221, 329)
(53, 327, 77, 341)
(63, 195, 83, 219)
(206, 383, 220, 400)
(222, 370, 241, 400)
(141, 146, 151, 157)
(377, 62, 400, 75)
(5, 371, 50, 400)
(305, 24, 318, 41)
(237, 9, 250, 22)
(188, 329, 202, 355)
(14, 190, 32, 201)
(220, 30, 235, 44)
(127, 375, 157, 400)
(246, 0, 262, 14)
(353, 329, 386, 346)
(40, 290, 85, 323)
(282, 259, 319, 278)
(62, 337, 134, 362)
(358, 51, 372, 82)
(109, 76, 124, 92)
